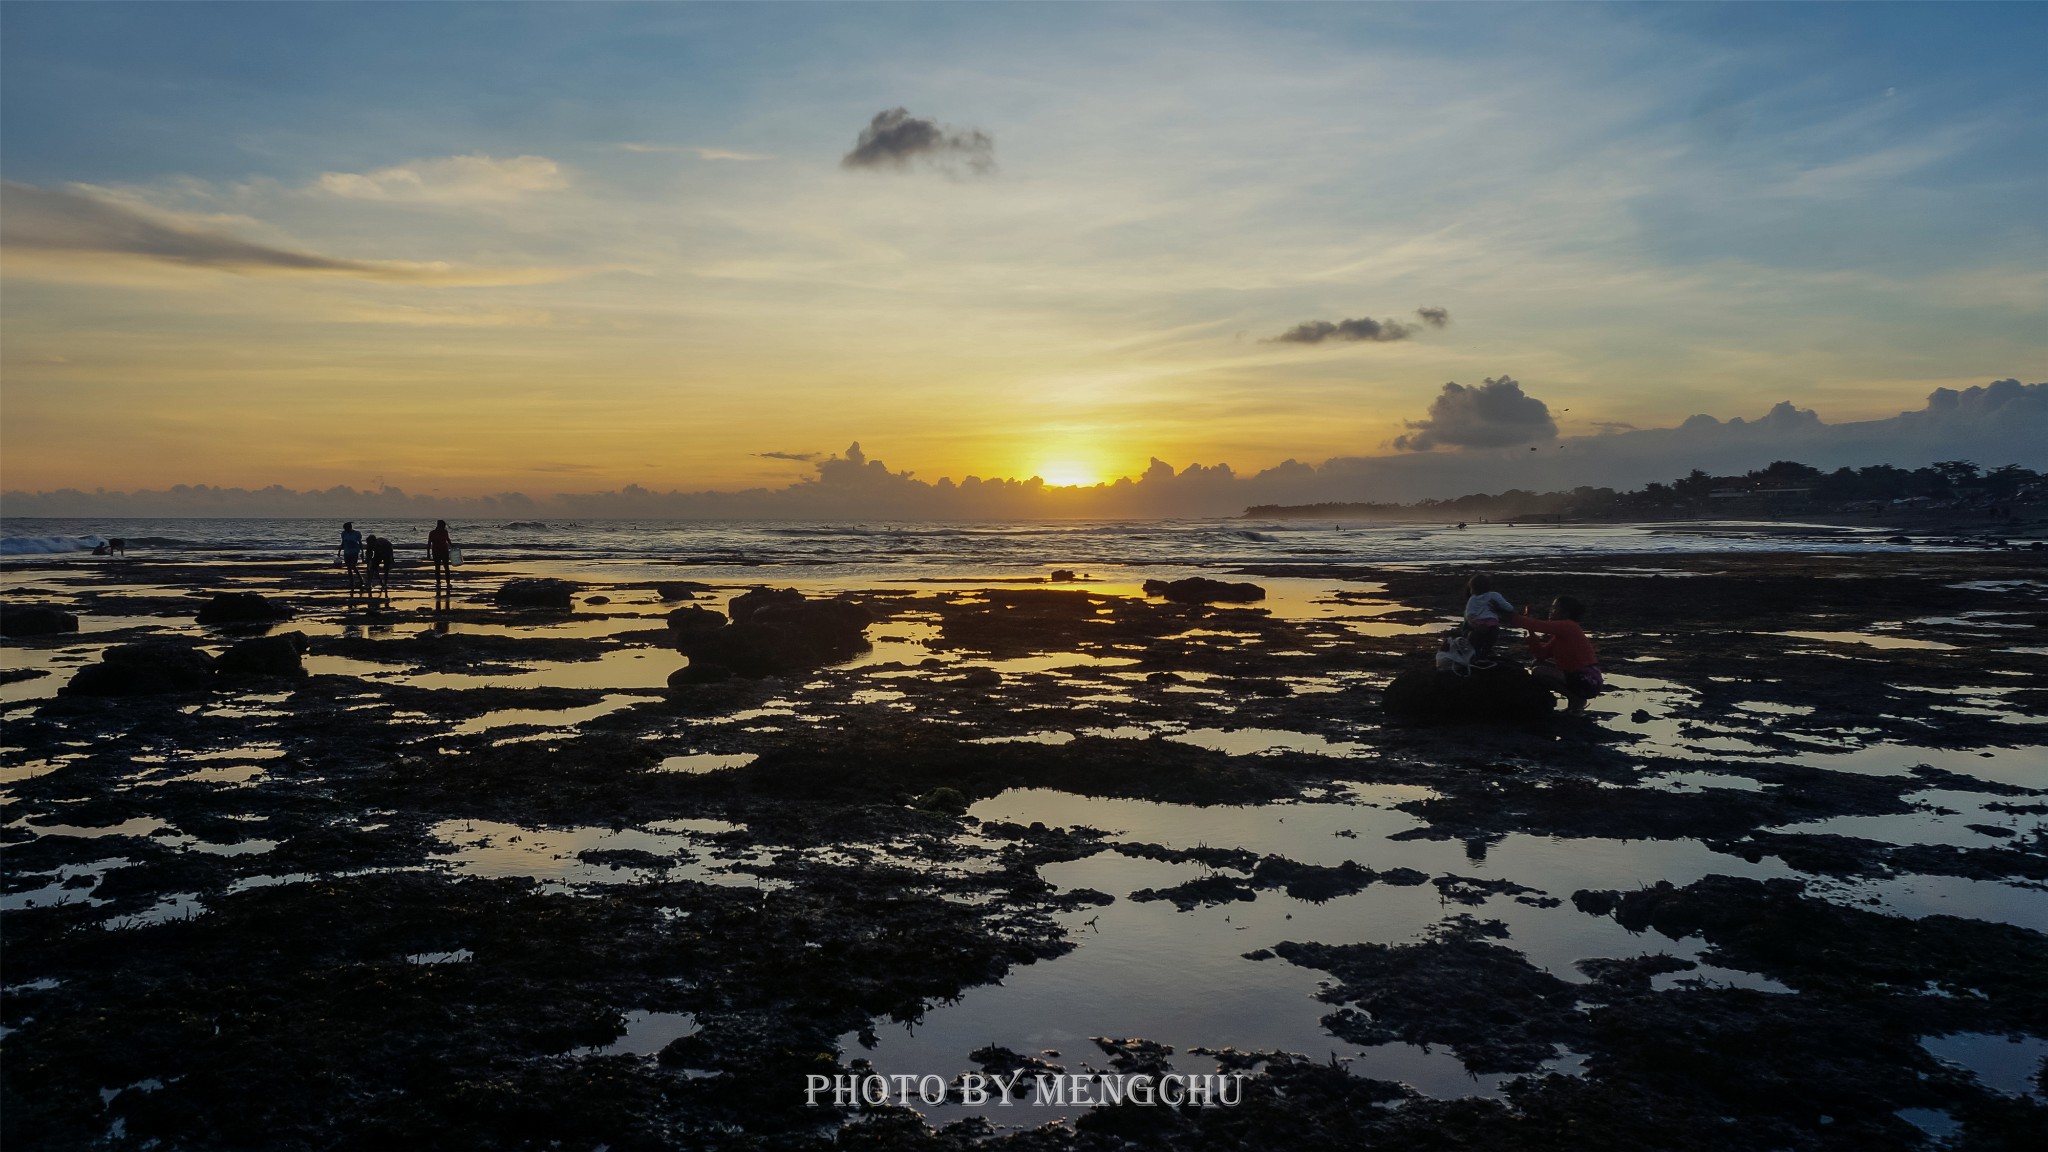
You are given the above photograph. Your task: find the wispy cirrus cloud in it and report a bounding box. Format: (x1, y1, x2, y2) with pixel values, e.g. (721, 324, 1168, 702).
(618, 143, 771, 161)
(314, 154, 568, 204)
(0, 181, 583, 286)
(754, 450, 821, 462)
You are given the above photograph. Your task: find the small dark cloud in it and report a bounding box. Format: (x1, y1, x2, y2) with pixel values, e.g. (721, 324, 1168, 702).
(754, 451, 821, 463)
(1591, 421, 1637, 433)
(841, 108, 994, 175)
(1267, 307, 1449, 345)
(1393, 375, 1559, 451)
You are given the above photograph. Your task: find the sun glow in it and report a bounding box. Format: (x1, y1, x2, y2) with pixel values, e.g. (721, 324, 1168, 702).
(1035, 462, 1104, 488)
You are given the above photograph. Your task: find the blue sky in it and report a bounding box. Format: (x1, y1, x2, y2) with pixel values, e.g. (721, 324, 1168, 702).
(2, 2, 2041, 496)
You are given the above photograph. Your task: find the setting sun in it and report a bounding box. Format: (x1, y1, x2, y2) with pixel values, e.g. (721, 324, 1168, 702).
(1034, 463, 1104, 488)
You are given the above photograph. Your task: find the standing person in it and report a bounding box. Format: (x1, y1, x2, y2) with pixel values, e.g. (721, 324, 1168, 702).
(1462, 573, 1518, 663)
(1515, 596, 1602, 713)
(339, 522, 364, 592)
(428, 520, 455, 593)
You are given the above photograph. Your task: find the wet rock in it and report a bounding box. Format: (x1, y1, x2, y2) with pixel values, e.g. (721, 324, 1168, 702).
(0, 604, 78, 637)
(674, 590, 871, 680)
(1049, 569, 1077, 582)
(582, 595, 611, 606)
(665, 605, 727, 637)
(915, 787, 969, 814)
(958, 667, 1002, 689)
(494, 578, 579, 609)
(62, 639, 217, 696)
(1142, 576, 1266, 603)
(194, 591, 293, 624)
(655, 581, 712, 601)
(1381, 663, 1555, 723)
(1276, 915, 1587, 1073)
(216, 631, 311, 679)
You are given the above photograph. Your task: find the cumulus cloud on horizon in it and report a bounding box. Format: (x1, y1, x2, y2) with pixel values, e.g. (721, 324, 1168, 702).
(1269, 307, 1451, 345)
(0, 181, 581, 285)
(841, 108, 995, 175)
(1393, 375, 1558, 451)
(13, 382, 2042, 519)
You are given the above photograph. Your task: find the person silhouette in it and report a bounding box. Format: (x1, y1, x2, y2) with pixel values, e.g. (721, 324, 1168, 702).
(340, 522, 364, 593)
(428, 520, 455, 593)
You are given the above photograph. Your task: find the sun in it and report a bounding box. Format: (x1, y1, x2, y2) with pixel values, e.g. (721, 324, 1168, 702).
(1035, 462, 1103, 488)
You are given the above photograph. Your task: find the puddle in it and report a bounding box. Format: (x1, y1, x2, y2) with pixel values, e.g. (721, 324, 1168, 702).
(592, 1010, 699, 1057)
(452, 694, 644, 735)
(428, 818, 768, 891)
(653, 752, 757, 774)
(1920, 1031, 2048, 1099)
(1772, 631, 1958, 652)
(1164, 728, 1369, 758)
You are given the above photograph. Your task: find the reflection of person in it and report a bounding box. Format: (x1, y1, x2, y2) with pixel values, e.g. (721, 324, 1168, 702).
(428, 520, 454, 592)
(1514, 596, 1602, 713)
(340, 522, 363, 590)
(1462, 574, 1517, 662)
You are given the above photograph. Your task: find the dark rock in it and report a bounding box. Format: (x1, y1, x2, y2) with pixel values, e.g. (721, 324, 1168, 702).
(1142, 576, 1266, 603)
(1049, 569, 1077, 582)
(582, 595, 611, 606)
(726, 586, 806, 624)
(0, 604, 79, 637)
(494, 578, 579, 609)
(959, 667, 1002, 689)
(673, 589, 871, 679)
(1382, 663, 1554, 723)
(194, 592, 293, 624)
(655, 581, 712, 601)
(216, 631, 310, 679)
(62, 639, 216, 696)
(1886, 535, 1912, 545)
(665, 605, 728, 637)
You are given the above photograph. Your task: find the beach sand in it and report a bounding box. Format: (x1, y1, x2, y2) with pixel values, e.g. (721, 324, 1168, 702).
(4, 547, 2046, 1148)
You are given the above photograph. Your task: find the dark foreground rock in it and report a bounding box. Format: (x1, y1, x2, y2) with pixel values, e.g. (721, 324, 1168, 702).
(61, 639, 217, 695)
(1383, 663, 1555, 723)
(671, 589, 871, 682)
(0, 604, 79, 637)
(216, 631, 310, 679)
(666, 605, 727, 637)
(494, 578, 579, 609)
(656, 581, 713, 601)
(194, 592, 292, 624)
(1143, 576, 1266, 603)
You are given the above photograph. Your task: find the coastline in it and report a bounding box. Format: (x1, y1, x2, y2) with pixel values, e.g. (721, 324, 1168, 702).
(4, 543, 2046, 1147)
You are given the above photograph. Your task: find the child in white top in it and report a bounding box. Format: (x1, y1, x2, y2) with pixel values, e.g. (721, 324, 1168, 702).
(1462, 574, 1517, 661)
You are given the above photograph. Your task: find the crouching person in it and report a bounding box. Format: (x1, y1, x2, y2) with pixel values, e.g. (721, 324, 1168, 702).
(1515, 595, 1603, 713)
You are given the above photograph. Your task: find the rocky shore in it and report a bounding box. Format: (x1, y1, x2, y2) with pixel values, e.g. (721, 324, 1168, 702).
(3, 549, 2045, 1150)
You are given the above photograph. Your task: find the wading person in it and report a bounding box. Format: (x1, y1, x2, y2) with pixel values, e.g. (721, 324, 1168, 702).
(339, 522, 364, 593)
(428, 520, 455, 594)
(1515, 595, 1602, 712)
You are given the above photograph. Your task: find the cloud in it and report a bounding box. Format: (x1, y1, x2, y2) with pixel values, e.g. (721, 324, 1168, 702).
(754, 450, 821, 462)
(314, 154, 567, 204)
(841, 108, 995, 175)
(1268, 307, 1450, 345)
(1393, 375, 1559, 451)
(619, 144, 771, 161)
(0, 181, 581, 285)
(11, 382, 2044, 519)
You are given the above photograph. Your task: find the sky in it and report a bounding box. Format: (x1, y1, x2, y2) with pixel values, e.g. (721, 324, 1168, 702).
(2, 2, 2043, 510)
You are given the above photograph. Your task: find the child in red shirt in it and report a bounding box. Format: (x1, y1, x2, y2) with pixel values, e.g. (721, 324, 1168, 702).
(1514, 595, 1603, 712)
